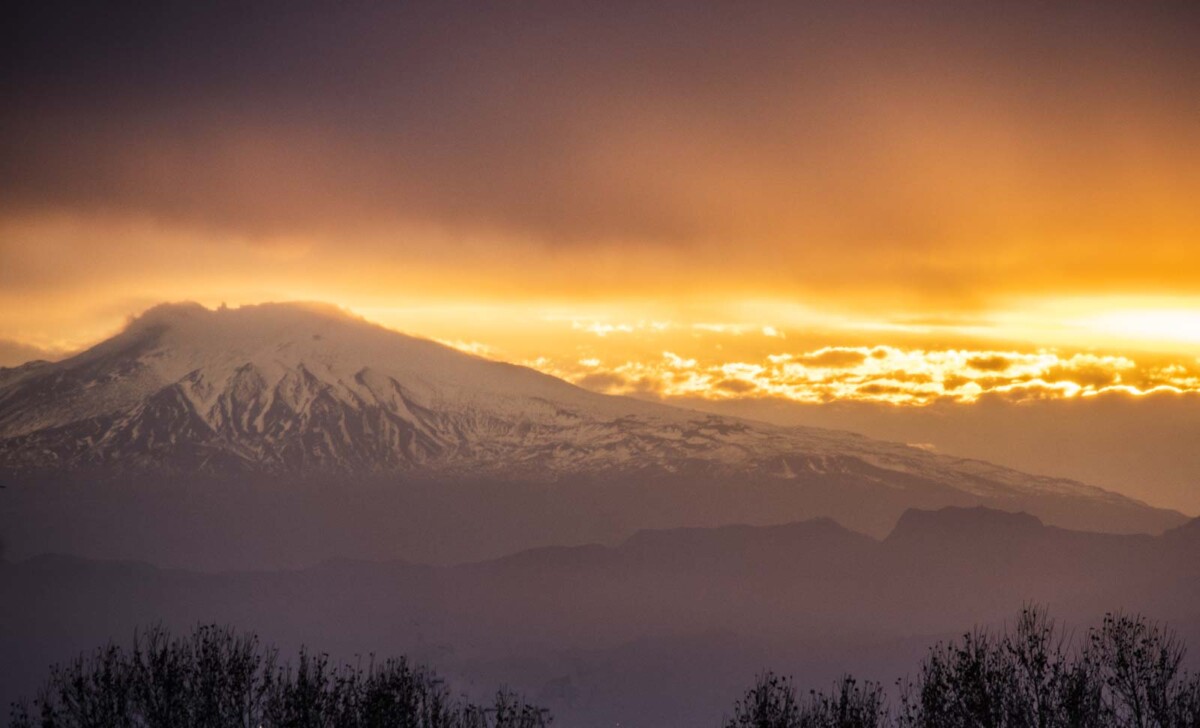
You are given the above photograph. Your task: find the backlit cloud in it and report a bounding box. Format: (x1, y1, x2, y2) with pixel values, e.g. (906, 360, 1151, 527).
(532, 347, 1200, 405)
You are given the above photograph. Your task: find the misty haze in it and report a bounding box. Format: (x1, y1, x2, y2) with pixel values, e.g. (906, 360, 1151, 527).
(3, 2, 1199, 726)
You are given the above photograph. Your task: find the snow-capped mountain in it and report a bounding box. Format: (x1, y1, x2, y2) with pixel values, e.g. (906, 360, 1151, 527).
(0, 302, 1184, 540)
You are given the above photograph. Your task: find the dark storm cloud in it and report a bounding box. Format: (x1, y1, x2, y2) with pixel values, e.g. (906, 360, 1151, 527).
(2, 0, 1199, 300)
(1, 2, 1195, 227)
(4, 0, 816, 241)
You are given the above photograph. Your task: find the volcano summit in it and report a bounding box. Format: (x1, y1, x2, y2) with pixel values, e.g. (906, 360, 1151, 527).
(0, 302, 1183, 567)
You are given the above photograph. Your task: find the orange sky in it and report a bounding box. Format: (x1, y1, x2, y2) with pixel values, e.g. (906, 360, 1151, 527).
(2, 1, 1200, 396)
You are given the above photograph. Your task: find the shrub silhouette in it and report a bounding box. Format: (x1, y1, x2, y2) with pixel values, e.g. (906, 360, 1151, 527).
(14, 608, 1200, 727)
(725, 673, 887, 728)
(729, 607, 1200, 728)
(9, 624, 549, 728)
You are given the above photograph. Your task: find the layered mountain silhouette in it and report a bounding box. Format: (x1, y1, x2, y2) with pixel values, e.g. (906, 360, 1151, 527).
(3, 506, 1197, 727)
(0, 302, 1186, 567)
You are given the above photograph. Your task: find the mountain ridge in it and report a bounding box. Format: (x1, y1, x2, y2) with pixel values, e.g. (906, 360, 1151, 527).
(0, 302, 1186, 566)
(0, 505, 1174, 571)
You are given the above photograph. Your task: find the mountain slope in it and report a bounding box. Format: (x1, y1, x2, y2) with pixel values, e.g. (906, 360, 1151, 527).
(0, 302, 1185, 563)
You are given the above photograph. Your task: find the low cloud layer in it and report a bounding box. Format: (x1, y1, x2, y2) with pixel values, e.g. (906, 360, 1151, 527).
(534, 346, 1200, 405)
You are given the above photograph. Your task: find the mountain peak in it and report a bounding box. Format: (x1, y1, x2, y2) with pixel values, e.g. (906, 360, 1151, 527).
(129, 300, 209, 325)
(0, 302, 1187, 542)
(125, 300, 367, 335)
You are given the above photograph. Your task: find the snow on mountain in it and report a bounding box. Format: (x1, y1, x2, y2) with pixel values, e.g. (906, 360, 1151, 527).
(0, 302, 1182, 534)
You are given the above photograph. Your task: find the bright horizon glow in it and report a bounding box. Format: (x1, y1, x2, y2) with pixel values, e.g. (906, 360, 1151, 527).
(6, 297, 1200, 409)
(3, 1, 1200, 405)
(1080, 309, 1200, 347)
(12, 296, 1200, 355)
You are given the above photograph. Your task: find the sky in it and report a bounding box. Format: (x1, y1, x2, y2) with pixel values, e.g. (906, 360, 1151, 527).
(2, 2, 1199, 511)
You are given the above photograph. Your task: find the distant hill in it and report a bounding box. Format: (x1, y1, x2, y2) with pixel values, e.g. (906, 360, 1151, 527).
(3, 506, 1198, 727)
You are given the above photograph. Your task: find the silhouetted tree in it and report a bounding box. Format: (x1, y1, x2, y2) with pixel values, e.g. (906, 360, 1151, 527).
(9, 624, 550, 728)
(896, 607, 1200, 728)
(16, 609, 1200, 727)
(1088, 612, 1198, 728)
(726, 672, 802, 727)
(895, 606, 1102, 727)
(730, 608, 1200, 728)
(814, 676, 888, 728)
(724, 672, 886, 728)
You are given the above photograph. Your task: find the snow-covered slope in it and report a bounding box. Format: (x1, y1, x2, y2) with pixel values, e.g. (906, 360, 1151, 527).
(0, 302, 1183, 535)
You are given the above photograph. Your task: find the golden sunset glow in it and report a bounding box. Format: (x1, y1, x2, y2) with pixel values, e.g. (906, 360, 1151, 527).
(6, 277, 1200, 408)
(530, 345, 1200, 405)
(3, 0, 1200, 512)
(8, 7, 1200, 723)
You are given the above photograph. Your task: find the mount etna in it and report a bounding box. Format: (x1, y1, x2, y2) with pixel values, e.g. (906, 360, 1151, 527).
(0, 302, 1185, 569)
